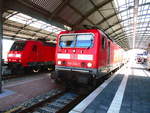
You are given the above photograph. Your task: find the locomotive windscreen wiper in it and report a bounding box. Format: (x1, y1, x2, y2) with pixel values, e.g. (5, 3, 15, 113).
(59, 41, 63, 48)
(86, 39, 93, 49)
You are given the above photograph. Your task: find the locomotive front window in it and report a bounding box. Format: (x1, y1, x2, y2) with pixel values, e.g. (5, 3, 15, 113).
(60, 35, 76, 47)
(59, 34, 93, 48)
(10, 41, 26, 51)
(76, 34, 93, 48)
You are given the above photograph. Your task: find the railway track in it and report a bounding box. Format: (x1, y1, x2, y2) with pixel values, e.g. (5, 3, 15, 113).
(3, 89, 63, 113)
(3, 89, 83, 113)
(30, 93, 80, 113)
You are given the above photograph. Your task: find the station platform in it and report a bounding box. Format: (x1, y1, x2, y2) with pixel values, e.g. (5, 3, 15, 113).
(70, 62, 150, 113)
(0, 73, 61, 111)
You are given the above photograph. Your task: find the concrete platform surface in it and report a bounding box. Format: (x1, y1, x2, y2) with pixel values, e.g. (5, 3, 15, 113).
(0, 73, 61, 111)
(70, 62, 150, 113)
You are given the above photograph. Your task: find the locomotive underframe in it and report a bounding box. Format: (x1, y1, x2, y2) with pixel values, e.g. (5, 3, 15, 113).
(56, 65, 98, 75)
(8, 62, 23, 69)
(53, 63, 123, 85)
(28, 61, 55, 67)
(8, 61, 55, 73)
(53, 66, 107, 85)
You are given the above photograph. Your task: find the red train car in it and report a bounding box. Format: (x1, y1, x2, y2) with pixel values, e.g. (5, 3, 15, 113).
(7, 40, 55, 72)
(52, 29, 124, 85)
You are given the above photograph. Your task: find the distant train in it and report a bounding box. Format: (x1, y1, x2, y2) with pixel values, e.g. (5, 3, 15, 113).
(147, 54, 150, 70)
(147, 44, 150, 70)
(7, 40, 56, 72)
(51, 29, 124, 85)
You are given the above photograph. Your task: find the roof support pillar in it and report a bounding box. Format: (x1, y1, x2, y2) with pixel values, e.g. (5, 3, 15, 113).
(0, 0, 3, 93)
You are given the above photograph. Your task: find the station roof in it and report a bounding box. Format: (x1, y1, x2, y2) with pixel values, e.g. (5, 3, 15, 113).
(3, 0, 150, 50)
(3, 10, 65, 41)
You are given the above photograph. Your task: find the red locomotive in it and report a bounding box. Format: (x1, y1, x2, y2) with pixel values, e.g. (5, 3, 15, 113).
(52, 29, 124, 85)
(7, 40, 56, 72)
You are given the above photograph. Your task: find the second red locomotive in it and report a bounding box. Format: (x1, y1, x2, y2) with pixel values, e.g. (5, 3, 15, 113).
(52, 29, 124, 85)
(7, 40, 56, 72)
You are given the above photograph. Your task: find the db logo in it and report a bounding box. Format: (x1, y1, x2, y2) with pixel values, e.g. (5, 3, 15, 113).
(71, 54, 77, 59)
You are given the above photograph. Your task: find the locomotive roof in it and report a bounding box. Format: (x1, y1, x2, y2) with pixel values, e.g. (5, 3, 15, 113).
(16, 40, 55, 45)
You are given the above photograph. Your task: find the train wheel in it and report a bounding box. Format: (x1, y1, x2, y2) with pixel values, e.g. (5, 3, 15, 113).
(48, 67, 53, 71)
(47, 65, 55, 71)
(91, 76, 97, 89)
(33, 68, 40, 72)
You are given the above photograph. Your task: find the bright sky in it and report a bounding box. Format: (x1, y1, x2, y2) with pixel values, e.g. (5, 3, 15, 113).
(2, 39, 14, 61)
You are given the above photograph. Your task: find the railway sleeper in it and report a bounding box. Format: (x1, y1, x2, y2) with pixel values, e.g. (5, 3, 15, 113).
(34, 93, 78, 113)
(4, 89, 62, 113)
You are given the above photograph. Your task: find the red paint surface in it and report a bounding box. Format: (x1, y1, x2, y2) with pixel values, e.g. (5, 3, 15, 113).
(56, 29, 124, 69)
(7, 40, 56, 67)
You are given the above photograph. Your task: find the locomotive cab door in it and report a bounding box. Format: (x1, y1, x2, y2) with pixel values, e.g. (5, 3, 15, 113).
(107, 41, 110, 64)
(32, 44, 38, 62)
(31, 44, 41, 72)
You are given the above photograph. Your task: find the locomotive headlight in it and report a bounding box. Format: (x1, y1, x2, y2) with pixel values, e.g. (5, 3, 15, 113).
(16, 54, 21, 58)
(58, 61, 61, 65)
(8, 54, 13, 57)
(87, 63, 92, 67)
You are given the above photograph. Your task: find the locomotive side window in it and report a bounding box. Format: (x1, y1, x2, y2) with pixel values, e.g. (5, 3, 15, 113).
(10, 41, 26, 51)
(60, 35, 75, 47)
(107, 41, 110, 64)
(102, 36, 106, 49)
(76, 34, 93, 48)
